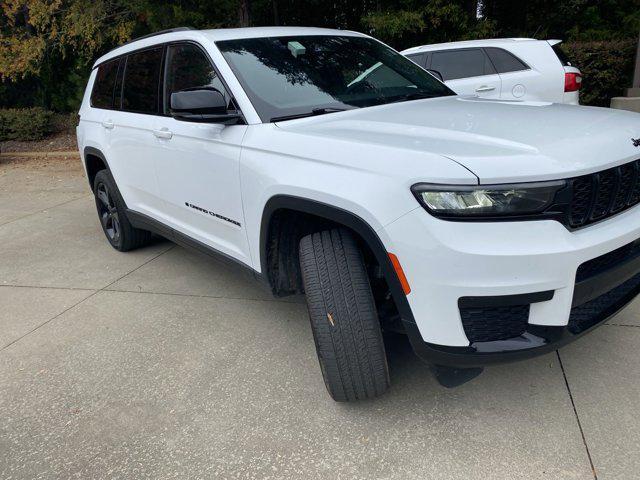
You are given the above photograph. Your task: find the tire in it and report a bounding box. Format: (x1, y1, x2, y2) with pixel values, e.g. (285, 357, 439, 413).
(93, 169, 152, 252)
(299, 228, 390, 402)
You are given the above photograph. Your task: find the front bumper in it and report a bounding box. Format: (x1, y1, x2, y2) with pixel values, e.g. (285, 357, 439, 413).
(381, 205, 640, 367)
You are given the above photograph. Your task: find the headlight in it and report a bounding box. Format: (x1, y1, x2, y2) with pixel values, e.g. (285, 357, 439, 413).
(411, 181, 567, 218)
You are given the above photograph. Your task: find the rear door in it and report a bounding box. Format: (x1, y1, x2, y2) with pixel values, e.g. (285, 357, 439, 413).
(429, 48, 501, 98)
(106, 46, 165, 217)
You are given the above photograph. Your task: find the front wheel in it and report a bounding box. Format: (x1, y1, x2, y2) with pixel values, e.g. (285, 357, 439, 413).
(299, 228, 390, 402)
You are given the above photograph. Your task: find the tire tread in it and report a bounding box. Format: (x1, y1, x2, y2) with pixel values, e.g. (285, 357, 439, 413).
(299, 228, 389, 401)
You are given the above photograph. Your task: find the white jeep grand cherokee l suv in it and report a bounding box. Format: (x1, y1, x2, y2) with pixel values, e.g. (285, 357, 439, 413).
(77, 27, 640, 402)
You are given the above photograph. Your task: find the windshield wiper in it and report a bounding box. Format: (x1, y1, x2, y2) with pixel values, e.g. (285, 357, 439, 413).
(270, 107, 350, 122)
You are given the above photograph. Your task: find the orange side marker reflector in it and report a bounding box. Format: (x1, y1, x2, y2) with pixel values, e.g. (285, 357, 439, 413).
(388, 253, 411, 295)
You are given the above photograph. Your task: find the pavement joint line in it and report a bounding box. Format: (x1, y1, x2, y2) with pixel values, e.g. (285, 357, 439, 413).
(557, 351, 598, 480)
(103, 287, 305, 305)
(0, 194, 92, 228)
(0, 244, 175, 353)
(0, 284, 96, 292)
(0, 278, 302, 305)
(606, 322, 640, 328)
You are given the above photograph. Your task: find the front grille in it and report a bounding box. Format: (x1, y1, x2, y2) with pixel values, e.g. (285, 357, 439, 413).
(568, 160, 640, 228)
(576, 239, 640, 282)
(569, 272, 640, 334)
(460, 304, 529, 343)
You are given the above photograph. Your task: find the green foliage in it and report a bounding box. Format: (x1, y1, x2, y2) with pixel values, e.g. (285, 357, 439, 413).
(364, 10, 426, 44)
(480, 0, 640, 41)
(564, 40, 637, 107)
(51, 112, 79, 135)
(0, 107, 53, 141)
(363, 0, 492, 50)
(0, 0, 637, 119)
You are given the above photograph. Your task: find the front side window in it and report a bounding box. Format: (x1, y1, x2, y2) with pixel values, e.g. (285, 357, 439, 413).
(91, 59, 119, 109)
(217, 36, 453, 122)
(122, 47, 163, 114)
(164, 43, 230, 113)
(484, 48, 528, 73)
(431, 49, 496, 81)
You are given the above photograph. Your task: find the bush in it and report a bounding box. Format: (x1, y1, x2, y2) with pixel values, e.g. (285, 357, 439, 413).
(563, 40, 637, 107)
(0, 108, 54, 141)
(51, 112, 80, 135)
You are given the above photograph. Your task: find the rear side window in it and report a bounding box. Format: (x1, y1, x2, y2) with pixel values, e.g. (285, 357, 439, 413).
(164, 43, 229, 113)
(552, 44, 573, 66)
(91, 60, 119, 109)
(485, 48, 528, 73)
(406, 53, 427, 68)
(430, 49, 496, 81)
(122, 47, 163, 114)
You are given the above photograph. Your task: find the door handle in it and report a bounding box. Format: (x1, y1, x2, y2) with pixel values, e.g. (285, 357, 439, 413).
(475, 85, 496, 93)
(101, 120, 115, 129)
(153, 128, 173, 140)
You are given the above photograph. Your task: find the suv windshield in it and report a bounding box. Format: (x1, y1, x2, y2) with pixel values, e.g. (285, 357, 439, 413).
(217, 35, 454, 122)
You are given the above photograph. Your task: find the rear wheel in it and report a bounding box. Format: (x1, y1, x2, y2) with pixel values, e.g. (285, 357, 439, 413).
(299, 228, 390, 402)
(93, 170, 151, 252)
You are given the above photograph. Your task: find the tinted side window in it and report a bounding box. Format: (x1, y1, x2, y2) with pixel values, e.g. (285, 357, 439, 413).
(431, 49, 495, 81)
(406, 53, 427, 68)
(164, 43, 228, 113)
(91, 60, 119, 109)
(122, 47, 163, 114)
(485, 48, 528, 73)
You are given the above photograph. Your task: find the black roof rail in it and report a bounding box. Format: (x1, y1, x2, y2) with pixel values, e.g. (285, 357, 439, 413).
(124, 27, 194, 45)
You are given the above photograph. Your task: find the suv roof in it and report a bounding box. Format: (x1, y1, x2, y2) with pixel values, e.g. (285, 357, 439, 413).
(93, 27, 366, 68)
(402, 38, 545, 54)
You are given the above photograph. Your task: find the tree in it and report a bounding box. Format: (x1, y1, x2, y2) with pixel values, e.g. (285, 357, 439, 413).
(0, 0, 143, 108)
(480, 0, 640, 41)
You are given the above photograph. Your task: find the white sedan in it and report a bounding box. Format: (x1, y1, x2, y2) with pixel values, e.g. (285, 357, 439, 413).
(403, 38, 582, 104)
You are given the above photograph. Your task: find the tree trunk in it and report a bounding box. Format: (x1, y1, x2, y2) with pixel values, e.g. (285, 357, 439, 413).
(238, 0, 251, 27)
(633, 32, 640, 89)
(272, 0, 279, 25)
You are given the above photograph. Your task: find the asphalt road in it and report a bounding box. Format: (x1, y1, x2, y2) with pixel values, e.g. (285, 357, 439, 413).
(1, 155, 639, 479)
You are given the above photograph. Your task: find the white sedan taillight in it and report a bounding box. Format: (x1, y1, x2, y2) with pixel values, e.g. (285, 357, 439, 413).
(565, 72, 582, 92)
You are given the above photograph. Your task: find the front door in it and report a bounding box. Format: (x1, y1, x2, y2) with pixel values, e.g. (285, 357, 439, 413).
(152, 42, 251, 266)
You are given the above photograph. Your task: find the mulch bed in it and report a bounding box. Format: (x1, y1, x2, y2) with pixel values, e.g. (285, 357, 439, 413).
(0, 133, 78, 153)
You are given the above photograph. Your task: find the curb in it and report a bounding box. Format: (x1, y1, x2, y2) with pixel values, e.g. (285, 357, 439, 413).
(0, 151, 79, 158)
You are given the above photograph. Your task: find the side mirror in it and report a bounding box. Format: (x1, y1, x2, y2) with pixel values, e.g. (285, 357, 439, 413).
(427, 69, 444, 82)
(170, 88, 241, 124)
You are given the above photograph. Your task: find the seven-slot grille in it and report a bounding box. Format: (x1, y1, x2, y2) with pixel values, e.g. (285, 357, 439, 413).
(569, 160, 640, 228)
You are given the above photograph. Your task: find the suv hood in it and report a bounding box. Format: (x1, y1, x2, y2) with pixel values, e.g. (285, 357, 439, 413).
(275, 96, 640, 184)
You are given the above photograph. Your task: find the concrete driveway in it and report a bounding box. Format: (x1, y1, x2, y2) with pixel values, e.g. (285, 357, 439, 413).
(1, 156, 639, 479)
